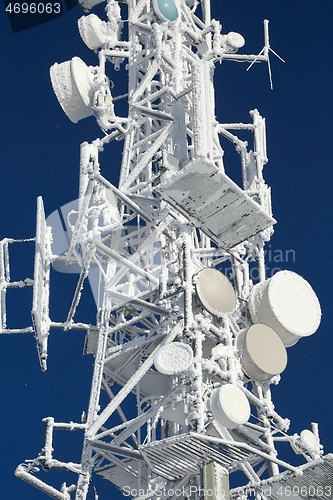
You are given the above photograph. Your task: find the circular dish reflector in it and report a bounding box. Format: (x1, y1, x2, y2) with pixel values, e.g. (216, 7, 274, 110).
(195, 268, 236, 316)
(226, 32, 245, 49)
(210, 384, 250, 429)
(152, 0, 178, 22)
(78, 14, 107, 50)
(249, 271, 321, 347)
(154, 342, 193, 375)
(50, 57, 94, 123)
(237, 324, 287, 381)
(300, 430, 320, 453)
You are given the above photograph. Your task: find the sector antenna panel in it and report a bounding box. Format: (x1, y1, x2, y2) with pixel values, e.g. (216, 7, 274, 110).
(157, 158, 276, 249)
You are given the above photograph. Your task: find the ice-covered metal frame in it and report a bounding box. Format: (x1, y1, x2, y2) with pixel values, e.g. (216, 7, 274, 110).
(1, 0, 331, 499)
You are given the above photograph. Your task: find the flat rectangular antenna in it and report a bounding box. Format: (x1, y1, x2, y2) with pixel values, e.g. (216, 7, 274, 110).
(157, 158, 276, 249)
(0, 240, 9, 331)
(32, 196, 51, 371)
(203, 462, 230, 500)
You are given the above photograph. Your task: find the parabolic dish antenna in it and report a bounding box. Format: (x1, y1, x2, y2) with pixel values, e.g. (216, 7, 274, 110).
(249, 270, 321, 347)
(50, 57, 94, 123)
(210, 384, 250, 429)
(300, 430, 320, 453)
(237, 324, 288, 381)
(154, 342, 193, 375)
(226, 32, 245, 50)
(194, 268, 236, 316)
(78, 14, 107, 50)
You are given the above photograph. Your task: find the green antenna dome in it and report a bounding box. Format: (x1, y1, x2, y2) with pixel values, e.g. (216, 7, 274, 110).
(153, 0, 178, 22)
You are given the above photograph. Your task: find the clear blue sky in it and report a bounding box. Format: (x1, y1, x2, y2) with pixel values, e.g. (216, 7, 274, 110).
(1, 1, 333, 498)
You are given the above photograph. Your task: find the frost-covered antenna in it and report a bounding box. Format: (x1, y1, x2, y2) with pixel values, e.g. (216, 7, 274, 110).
(2, 0, 333, 499)
(246, 20, 285, 89)
(0, 198, 51, 371)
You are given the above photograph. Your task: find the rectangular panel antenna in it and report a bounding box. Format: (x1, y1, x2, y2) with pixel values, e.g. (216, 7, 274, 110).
(32, 197, 51, 371)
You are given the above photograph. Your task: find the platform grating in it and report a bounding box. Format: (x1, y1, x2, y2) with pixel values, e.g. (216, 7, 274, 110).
(230, 454, 333, 500)
(139, 433, 257, 481)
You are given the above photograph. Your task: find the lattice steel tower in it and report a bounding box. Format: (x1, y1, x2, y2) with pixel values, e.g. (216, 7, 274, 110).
(2, 0, 332, 499)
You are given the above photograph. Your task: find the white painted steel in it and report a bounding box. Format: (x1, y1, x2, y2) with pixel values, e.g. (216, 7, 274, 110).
(203, 462, 230, 500)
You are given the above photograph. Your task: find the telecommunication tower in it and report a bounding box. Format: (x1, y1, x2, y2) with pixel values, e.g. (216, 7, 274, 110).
(1, 0, 333, 499)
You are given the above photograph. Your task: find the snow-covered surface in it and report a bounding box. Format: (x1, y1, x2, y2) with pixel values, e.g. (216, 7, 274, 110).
(154, 342, 193, 375)
(210, 384, 251, 429)
(300, 429, 320, 454)
(50, 58, 94, 123)
(253, 270, 321, 346)
(1, 0, 331, 499)
(268, 270, 321, 335)
(157, 157, 276, 249)
(78, 14, 107, 50)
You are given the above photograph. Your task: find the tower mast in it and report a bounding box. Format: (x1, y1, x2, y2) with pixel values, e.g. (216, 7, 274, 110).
(2, 1, 331, 499)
